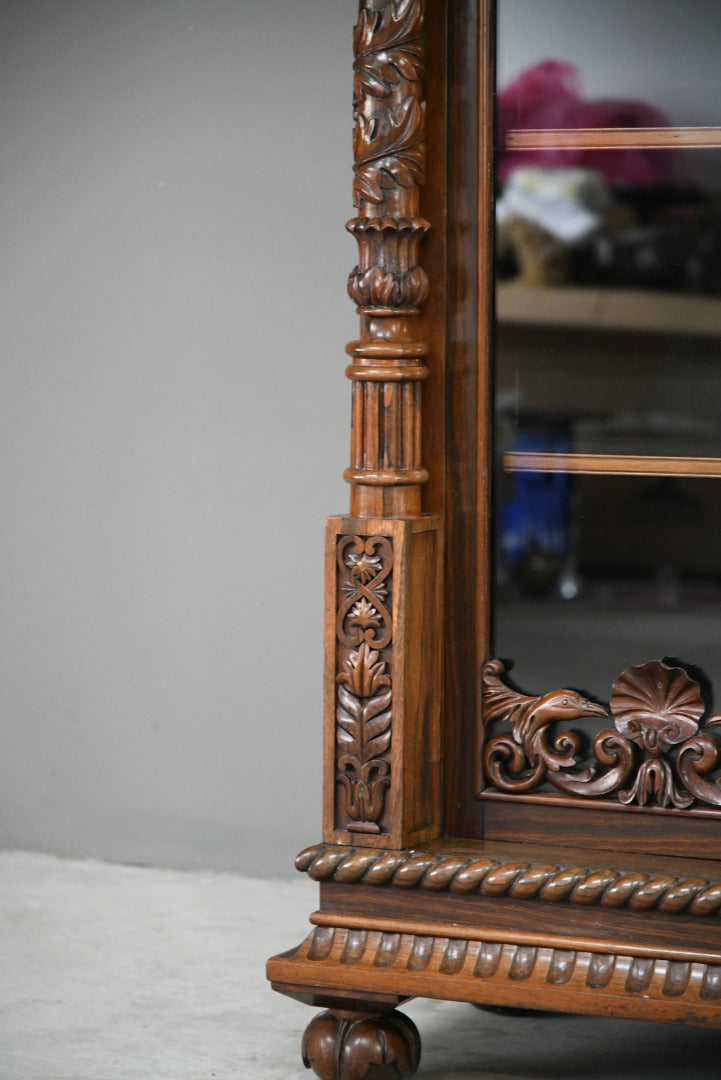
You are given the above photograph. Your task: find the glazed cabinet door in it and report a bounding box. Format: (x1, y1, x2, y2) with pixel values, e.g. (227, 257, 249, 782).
(478, 0, 721, 857)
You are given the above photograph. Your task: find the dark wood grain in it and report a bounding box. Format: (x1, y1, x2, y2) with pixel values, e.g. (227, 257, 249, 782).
(318, 882, 721, 961)
(437, 0, 490, 838)
(481, 797, 721, 860)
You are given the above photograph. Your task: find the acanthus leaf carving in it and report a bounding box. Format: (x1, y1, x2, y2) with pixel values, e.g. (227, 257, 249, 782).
(352, 0, 425, 209)
(354, 0, 423, 48)
(353, 0, 425, 95)
(347, 264, 430, 308)
(353, 97, 425, 205)
(354, 39, 425, 99)
(335, 535, 394, 834)
(481, 658, 721, 811)
(338, 641, 391, 701)
(346, 216, 430, 311)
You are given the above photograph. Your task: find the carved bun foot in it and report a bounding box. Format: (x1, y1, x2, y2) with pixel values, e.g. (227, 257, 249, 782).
(301, 1009, 421, 1080)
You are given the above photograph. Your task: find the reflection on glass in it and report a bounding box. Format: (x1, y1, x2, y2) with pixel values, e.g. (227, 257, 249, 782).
(493, 1, 721, 702)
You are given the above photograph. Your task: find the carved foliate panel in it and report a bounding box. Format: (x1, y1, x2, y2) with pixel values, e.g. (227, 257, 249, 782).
(335, 535, 395, 835)
(352, 0, 425, 213)
(481, 658, 721, 810)
(349, 0, 428, 315)
(324, 515, 441, 848)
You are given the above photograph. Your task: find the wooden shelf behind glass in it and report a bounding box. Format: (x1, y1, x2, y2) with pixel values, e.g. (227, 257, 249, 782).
(506, 126, 721, 151)
(504, 452, 721, 478)
(497, 283, 721, 337)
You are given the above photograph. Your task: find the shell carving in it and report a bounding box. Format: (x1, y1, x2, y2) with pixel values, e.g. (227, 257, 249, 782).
(481, 657, 721, 810)
(611, 661, 704, 754)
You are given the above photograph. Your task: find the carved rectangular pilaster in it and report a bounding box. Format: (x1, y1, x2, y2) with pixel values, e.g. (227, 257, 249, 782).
(323, 515, 441, 848)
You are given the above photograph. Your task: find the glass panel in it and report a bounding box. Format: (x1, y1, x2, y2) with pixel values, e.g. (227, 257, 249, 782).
(493, 0, 721, 700)
(495, 474, 721, 700)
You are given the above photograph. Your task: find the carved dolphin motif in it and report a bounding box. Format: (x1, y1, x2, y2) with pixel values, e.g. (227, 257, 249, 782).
(482, 659, 608, 746)
(511, 687, 609, 745)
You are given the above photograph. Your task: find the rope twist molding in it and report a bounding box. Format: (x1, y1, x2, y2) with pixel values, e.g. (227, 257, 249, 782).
(296, 843, 721, 918)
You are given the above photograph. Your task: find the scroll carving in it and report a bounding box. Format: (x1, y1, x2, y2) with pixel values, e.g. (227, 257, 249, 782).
(335, 535, 394, 833)
(336, 534, 393, 649)
(482, 658, 721, 810)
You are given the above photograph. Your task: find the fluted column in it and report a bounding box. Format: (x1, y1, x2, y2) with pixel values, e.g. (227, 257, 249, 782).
(345, 0, 429, 519)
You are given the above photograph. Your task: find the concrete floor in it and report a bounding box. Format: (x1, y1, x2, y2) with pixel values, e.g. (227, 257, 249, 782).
(2, 851, 721, 1080)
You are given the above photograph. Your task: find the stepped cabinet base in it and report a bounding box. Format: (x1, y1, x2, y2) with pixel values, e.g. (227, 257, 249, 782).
(268, 839, 721, 1048)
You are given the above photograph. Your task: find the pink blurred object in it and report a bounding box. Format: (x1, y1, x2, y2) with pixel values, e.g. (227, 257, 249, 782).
(497, 60, 693, 189)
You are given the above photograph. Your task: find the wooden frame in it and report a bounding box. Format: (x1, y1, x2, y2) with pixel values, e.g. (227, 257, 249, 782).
(267, 3, 721, 1075)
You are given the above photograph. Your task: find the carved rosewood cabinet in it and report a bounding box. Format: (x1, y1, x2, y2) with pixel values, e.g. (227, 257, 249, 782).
(267, 2, 721, 1075)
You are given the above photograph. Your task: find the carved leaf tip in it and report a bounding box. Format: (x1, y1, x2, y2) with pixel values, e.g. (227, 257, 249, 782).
(338, 641, 391, 698)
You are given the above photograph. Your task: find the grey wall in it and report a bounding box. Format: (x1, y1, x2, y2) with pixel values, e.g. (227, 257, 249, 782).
(7, 1, 716, 880)
(0, 0, 356, 877)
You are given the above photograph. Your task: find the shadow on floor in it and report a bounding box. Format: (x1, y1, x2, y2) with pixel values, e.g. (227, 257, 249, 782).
(406, 1001, 721, 1080)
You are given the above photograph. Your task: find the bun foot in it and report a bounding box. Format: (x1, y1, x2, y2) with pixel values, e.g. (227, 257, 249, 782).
(301, 1008, 421, 1080)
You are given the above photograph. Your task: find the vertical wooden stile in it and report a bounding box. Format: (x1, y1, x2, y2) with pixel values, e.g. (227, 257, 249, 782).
(323, 0, 441, 849)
